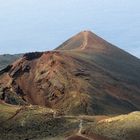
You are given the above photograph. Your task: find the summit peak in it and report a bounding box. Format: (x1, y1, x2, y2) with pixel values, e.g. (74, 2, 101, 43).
(56, 30, 113, 51)
(80, 30, 93, 34)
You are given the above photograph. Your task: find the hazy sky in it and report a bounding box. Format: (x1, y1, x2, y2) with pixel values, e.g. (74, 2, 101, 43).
(0, 0, 140, 58)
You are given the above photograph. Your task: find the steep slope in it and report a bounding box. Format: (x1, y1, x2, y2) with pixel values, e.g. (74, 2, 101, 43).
(56, 31, 117, 52)
(0, 31, 140, 115)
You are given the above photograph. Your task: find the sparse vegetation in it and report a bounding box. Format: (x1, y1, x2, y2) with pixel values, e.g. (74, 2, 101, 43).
(0, 104, 79, 140)
(84, 112, 140, 140)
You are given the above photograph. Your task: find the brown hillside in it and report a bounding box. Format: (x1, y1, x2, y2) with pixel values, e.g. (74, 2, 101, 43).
(0, 31, 140, 115)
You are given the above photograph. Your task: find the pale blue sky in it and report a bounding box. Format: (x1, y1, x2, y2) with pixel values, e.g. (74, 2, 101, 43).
(0, 0, 140, 58)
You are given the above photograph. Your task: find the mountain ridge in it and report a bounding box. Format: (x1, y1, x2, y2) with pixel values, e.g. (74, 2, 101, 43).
(0, 31, 140, 115)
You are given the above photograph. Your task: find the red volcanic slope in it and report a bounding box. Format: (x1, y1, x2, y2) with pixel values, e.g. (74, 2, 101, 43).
(0, 31, 140, 115)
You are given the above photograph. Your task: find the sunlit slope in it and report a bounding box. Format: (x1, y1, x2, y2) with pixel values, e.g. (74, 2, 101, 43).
(84, 112, 140, 140)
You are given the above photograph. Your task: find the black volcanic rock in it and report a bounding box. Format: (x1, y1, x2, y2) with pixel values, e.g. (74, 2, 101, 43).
(23, 52, 43, 61)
